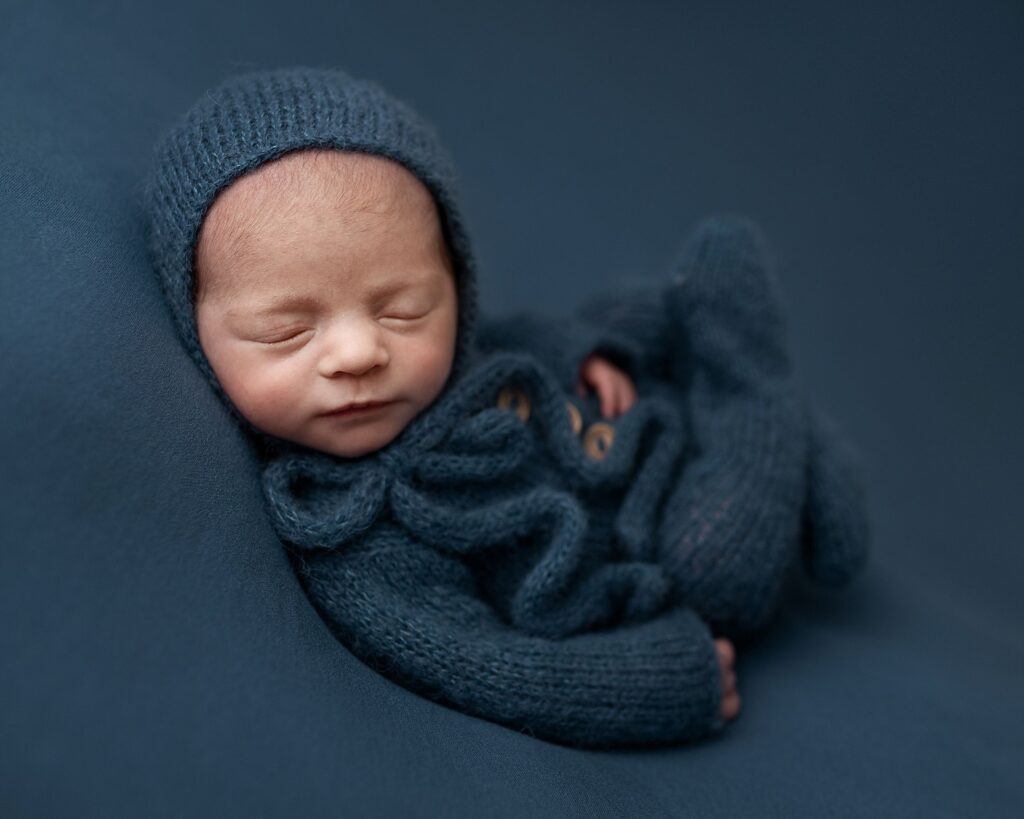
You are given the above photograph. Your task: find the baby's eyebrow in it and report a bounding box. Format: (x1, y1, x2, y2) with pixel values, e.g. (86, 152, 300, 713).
(242, 294, 320, 318)
(236, 278, 422, 318)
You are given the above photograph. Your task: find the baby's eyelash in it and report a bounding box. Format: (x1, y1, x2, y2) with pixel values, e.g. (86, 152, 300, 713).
(257, 313, 429, 344)
(381, 312, 428, 323)
(261, 330, 308, 344)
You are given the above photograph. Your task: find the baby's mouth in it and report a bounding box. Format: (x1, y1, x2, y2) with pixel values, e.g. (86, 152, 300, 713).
(321, 400, 393, 418)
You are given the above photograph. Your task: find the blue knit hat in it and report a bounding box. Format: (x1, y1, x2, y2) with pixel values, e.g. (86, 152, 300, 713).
(141, 65, 480, 449)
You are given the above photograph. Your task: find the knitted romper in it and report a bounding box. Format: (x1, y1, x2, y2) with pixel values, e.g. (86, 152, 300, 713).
(143, 66, 870, 750)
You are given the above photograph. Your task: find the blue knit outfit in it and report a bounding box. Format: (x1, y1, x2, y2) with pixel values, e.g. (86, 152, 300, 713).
(143, 66, 870, 749)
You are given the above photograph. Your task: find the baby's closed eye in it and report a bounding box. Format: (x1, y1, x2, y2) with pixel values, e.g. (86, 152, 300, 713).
(257, 328, 312, 345)
(377, 292, 436, 321)
(380, 310, 429, 322)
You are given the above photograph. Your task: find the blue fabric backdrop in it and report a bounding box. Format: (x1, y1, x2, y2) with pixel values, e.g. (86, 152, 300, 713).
(2, 1, 1021, 816)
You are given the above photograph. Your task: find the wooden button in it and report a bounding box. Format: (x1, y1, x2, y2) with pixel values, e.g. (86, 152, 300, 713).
(496, 385, 531, 422)
(565, 401, 582, 435)
(582, 421, 615, 460)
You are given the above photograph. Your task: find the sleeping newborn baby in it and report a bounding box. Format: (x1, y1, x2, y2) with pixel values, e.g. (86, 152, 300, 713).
(193, 147, 462, 461)
(143, 66, 870, 749)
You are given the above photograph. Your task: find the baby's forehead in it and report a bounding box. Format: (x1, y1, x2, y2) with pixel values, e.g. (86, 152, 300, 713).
(193, 148, 449, 300)
(206, 149, 396, 229)
(197, 149, 432, 262)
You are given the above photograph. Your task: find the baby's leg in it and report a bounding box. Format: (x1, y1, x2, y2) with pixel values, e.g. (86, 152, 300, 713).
(656, 215, 809, 642)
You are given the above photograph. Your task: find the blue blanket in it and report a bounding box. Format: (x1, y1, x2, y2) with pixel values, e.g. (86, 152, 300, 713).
(2, 0, 1020, 815)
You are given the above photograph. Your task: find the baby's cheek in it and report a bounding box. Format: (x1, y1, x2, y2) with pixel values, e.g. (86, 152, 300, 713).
(404, 335, 453, 393)
(233, 358, 301, 427)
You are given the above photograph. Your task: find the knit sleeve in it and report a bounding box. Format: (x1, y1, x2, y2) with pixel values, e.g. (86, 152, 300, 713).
(293, 527, 726, 749)
(572, 277, 677, 381)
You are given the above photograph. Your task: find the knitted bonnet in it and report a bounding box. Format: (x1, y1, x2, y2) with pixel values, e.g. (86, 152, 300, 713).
(141, 65, 480, 450)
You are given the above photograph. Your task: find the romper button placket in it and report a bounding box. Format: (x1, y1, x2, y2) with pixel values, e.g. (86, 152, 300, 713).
(496, 386, 531, 422)
(582, 422, 615, 460)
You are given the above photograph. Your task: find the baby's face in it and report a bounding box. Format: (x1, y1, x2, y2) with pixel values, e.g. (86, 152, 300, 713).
(194, 149, 459, 459)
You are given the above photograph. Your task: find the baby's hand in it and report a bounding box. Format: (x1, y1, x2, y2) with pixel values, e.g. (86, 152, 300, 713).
(576, 354, 637, 419)
(716, 638, 741, 722)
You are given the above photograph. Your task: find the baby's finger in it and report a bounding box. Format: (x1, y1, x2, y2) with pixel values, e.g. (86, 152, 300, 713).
(610, 380, 626, 417)
(592, 374, 615, 418)
(610, 375, 631, 418)
(601, 385, 616, 419)
(720, 691, 741, 721)
(600, 383, 618, 419)
(715, 639, 735, 666)
(622, 380, 637, 413)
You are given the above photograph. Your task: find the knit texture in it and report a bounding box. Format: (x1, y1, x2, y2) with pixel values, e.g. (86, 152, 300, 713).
(142, 66, 871, 749)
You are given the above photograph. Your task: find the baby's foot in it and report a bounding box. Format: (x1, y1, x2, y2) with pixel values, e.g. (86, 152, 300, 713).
(715, 637, 742, 722)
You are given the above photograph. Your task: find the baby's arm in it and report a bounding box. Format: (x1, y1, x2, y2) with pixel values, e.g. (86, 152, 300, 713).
(294, 527, 731, 748)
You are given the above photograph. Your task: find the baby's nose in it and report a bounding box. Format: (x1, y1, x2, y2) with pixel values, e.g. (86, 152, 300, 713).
(316, 319, 390, 377)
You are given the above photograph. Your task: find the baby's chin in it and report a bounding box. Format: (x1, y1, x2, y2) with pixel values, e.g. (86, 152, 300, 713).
(295, 412, 408, 460)
(317, 438, 392, 460)
(243, 396, 425, 460)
